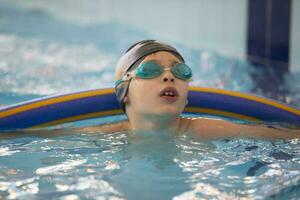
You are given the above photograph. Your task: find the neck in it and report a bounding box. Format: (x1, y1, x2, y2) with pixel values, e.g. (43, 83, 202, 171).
(127, 112, 181, 134)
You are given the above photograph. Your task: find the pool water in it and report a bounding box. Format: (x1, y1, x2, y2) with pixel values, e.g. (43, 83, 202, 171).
(1, 1, 300, 199)
(1, 131, 300, 199)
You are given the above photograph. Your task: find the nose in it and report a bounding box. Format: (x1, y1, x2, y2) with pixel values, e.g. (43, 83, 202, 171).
(161, 71, 175, 83)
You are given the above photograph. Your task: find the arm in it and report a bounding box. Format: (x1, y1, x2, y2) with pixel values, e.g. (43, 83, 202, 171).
(0, 120, 130, 140)
(75, 120, 130, 134)
(189, 118, 300, 140)
(38, 120, 130, 136)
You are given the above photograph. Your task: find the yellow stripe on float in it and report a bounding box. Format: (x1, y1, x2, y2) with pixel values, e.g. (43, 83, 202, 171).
(188, 86, 300, 116)
(2, 87, 299, 120)
(31, 109, 124, 128)
(0, 88, 115, 118)
(184, 107, 261, 122)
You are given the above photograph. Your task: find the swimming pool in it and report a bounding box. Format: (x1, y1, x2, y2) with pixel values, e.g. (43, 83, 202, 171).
(1, 2, 300, 199)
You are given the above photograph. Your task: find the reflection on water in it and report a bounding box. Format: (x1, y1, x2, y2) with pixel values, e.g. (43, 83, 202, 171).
(0, 131, 300, 199)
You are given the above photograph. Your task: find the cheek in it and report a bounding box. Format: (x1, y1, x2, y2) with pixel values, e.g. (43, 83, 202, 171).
(178, 82, 189, 97)
(177, 83, 189, 107)
(128, 80, 157, 103)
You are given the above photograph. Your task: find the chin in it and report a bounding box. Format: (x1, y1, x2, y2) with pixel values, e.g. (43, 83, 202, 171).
(156, 106, 180, 116)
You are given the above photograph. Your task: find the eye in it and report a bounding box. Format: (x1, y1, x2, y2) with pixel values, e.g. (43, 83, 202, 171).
(172, 64, 192, 80)
(136, 62, 164, 79)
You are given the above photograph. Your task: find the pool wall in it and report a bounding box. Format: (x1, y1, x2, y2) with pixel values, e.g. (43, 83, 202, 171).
(2, 0, 299, 72)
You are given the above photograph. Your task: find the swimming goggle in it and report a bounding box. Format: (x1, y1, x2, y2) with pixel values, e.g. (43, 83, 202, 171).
(115, 61, 193, 87)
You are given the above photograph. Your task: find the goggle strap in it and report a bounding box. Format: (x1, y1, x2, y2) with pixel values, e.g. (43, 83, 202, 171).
(115, 79, 123, 88)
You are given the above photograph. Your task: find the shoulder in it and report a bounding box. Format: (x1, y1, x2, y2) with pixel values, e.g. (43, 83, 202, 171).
(178, 117, 208, 135)
(182, 117, 242, 139)
(78, 120, 131, 134)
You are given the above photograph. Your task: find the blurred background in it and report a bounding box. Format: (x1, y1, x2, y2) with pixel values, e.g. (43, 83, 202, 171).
(0, 0, 299, 106)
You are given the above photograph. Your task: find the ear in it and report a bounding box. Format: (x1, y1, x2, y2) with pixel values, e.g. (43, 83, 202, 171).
(123, 96, 129, 104)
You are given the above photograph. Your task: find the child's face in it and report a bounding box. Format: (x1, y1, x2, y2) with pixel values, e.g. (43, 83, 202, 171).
(126, 51, 189, 117)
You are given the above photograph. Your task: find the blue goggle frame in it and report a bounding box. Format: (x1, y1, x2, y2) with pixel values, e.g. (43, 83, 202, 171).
(115, 61, 193, 87)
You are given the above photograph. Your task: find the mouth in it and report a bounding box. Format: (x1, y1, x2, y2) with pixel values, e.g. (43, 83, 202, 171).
(159, 87, 179, 102)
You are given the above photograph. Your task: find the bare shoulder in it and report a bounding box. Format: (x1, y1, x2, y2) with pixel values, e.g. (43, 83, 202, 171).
(189, 117, 235, 128)
(185, 117, 242, 139)
(178, 117, 216, 135)
(187, 117, 300, 140)
(77, 120, 131, 134)
(185, 117, 218, 130)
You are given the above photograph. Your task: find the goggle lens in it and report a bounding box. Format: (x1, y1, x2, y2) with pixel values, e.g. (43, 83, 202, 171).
(171, 63, 192, 80)
(135, 62, 164, 79)
(135, 61, 192, 80)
